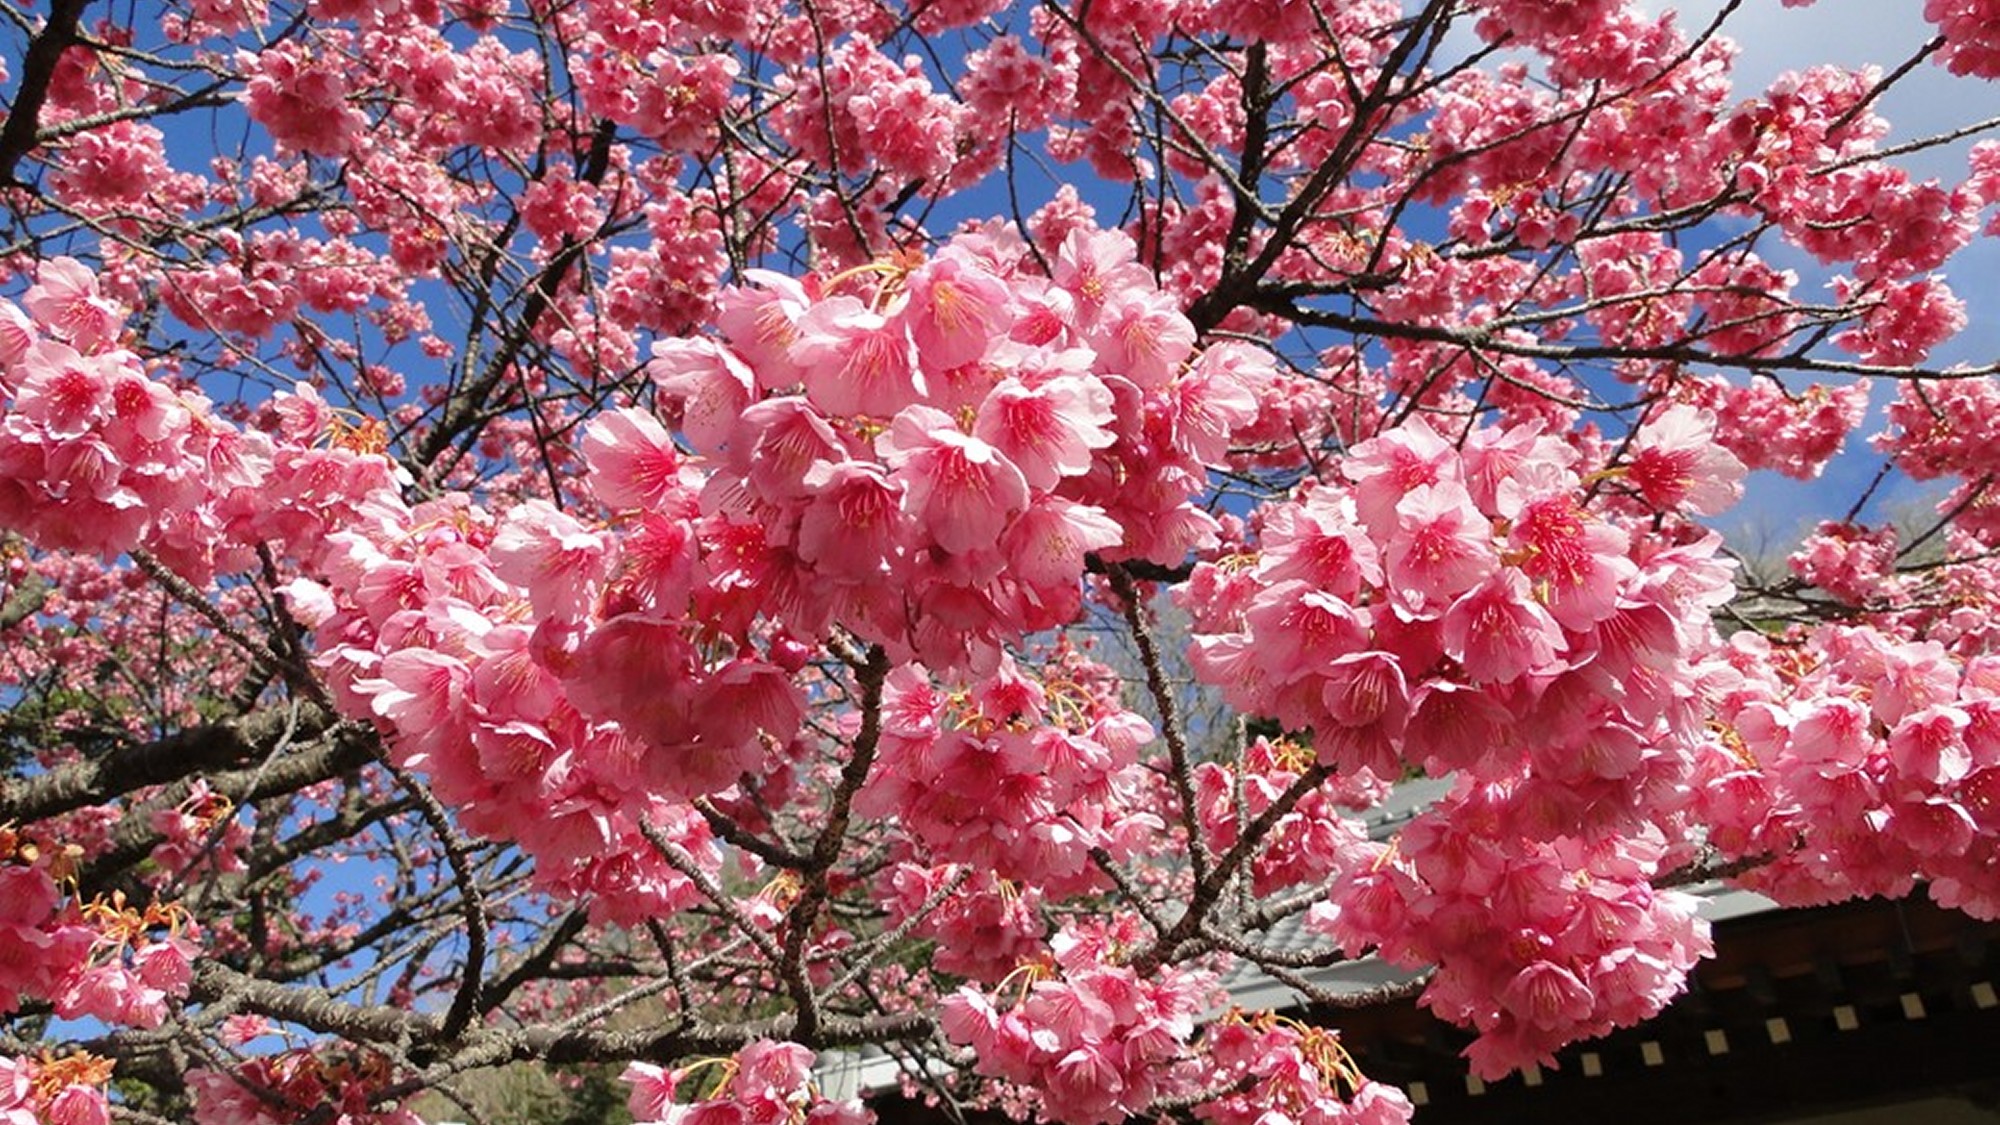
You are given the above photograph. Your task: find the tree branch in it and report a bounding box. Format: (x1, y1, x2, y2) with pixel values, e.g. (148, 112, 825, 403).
(783, 643, 889, 1047)
(0, 704, 336, 825)
(0, 0, 90, 185)
(1106, 564, 1211, 884)
(74, 721, 379, 891)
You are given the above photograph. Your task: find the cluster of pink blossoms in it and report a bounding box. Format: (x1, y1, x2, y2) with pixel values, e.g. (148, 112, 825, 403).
(940, 922, 1215, 1125)
(1831, 276, 1968, 366)
(0, 1052, 114, 1125)
(0, 260, 249, 562)
(8, 0, 2000, 1120)
(49, 896, 196, 1034)
(1315, 783, 1711, 1079)
(0, 841, 93, 1020)
(880, 865, 1047, 984)
(0, 826, 203, 1125)
(235, 35, 368, 157)
(146, 780, 254, 879)
(295, 220, 1283, 926)
(1703, 379, 1869, 481)
(188, 1050, 420, 1125)
(293, 478, 731, 928)
(1696, 626, 2000, 919)
(1180, 406, 1746, 1075)
(0, 258, 421, 587)
(623, 1041, 870, 1125)
(1195, 1013, 1413, 1125)
(1924, 0, 2000, 78)
(650, 221, 1265, 670)
(775, 39, 978, 188)
(1788, 521, 1903, 608)
(855, 656, 1157, 897)
(0, 827, 198, 1033)
(1877, 376, 2000, 486)
(1184, 407, 1741, 793)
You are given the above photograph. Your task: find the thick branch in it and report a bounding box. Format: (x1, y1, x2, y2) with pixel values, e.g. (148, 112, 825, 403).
(521, 1009, 932, 1065)
(76, 721, 379, 891)
(191, 961, 426, 1047)
(782, 643, 890, 1047)
(0, 0, 89, 185)
(191, 960, 934, 1069)
(0, 704, 335, 825)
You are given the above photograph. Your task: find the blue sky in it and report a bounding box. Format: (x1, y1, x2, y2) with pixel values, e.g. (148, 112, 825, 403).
(1422, 2, 1998, 552)
(1649, 1, 2000, 549)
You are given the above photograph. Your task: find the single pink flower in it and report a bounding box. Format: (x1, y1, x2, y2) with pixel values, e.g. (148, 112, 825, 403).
(366, 648, 471, 733)
(972, 375, 1115, 490)
(1443, 570, 1566, 684)
(1626, 404, 1745, 515)
(791, 297, 923, 418)
(649, 337, 755, 455)
(1001, 497, 1123, 588)
(491, 499, 613, 621)
(796, 461, 909, 580)
(583, 407, 686, 510)
(715, 269, 813, 391)
(622, 1062, 679, 1123)
(1344, 415, 1460, 535)
(736, 397, 848, 502)
(879, 405, 1030, 554)
(1383, 481, 1499, 613)
(23, 257, 123, 352)
(900, 250, 1014, 372)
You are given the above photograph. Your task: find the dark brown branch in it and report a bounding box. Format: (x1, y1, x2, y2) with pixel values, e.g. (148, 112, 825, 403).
(1296, 968, 1433, 1010)
(1084, 552, 1193, 584)
(522, 1009, 932, 1065)
(243, 792, 414, 885)
(1656, 852, 1770, 889)
(1257, 294, 2000, 382)
(1186, 0, 1455, 333)
(694, 795, 812, 870)
(1106, 565, 1211, 882)
(0, 0, 89, 185)
(75, 721, 379, 892)
(192, 960, 933, 1070)
(267, 903, 421, 983)
(638, 817, 789, 966)
(410, 118, 618, 480)
(1, 704, 336, 825)
(782, 643, 889, 1047)
(380, 760, 490, 1041)
(191, 961, 425, 1046)
(1132, 762, 1333, 975)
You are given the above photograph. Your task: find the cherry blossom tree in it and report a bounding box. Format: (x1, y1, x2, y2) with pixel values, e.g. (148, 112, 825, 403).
(3, 1, 2000, 1123)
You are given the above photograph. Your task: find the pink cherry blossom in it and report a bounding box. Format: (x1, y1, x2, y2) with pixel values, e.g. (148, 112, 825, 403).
(1625, 404, 1746, 515)
(4, 8, 2000, 1123)
(879, 405, 1030, 555)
